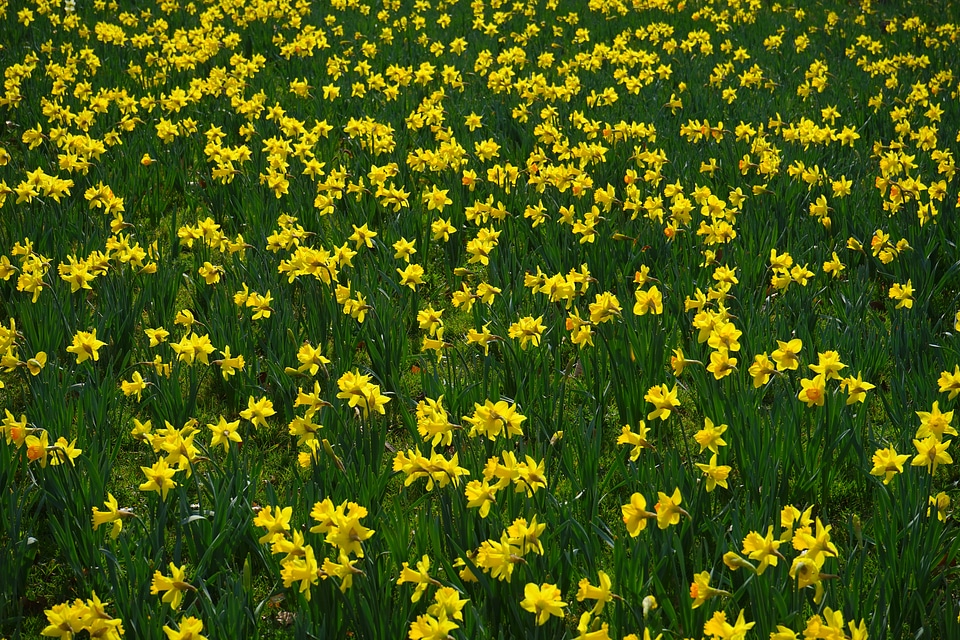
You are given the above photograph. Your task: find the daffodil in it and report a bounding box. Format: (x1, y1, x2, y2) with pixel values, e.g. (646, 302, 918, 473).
(589, 291, 621, 324)
(929, 492, 951, 522)
(520, 583, 567, 626)
(706, 348, 737, 380)
(870, 444, 909, 484)
(888, 280, 914, 309)
(214, 346, 245, 379)
(798, 374, 827, 407)
(163, 616, 207, 640)
(91, 493, 134, 539)
(772, 338, 802, 371)
(789, 554, 829, 605)
(397, 263, 425, 290)
(254, 505, 293, 545)
(654, 488, 688, 529)
(622, 493, 656, 537)
(349, 223, 377, 249)
(506, 515, 546, 556)
(670, 348, 701, 376)
(67, 329, 106, 364)
(748, 353, 776, 387)
(741, 527, 784, 574)
(689, 571, 730, 609)
(645, 383, 680, 421)
(139, 458, 178, 500)
(26, 351, 46, 375)
(703, 609, 755, 640)
(912, 436, 952, 474)
(916, 401, 956, 441)
(507, 315, 545, 350)
(428, 587, 468, 622)
(49, 436, 82, 466)
(576, 571, 615, 614)
(397, 555, 438, 603)
(207, 416, 242, 452)
(408, 613, 458, 640)
(633, 285, 663, 315)
(465, 480, 497, 518)
(145, 326, 169, 347)
(120, 371, 147, 401)
(840, 373, 875, 404)
(151, 563, 194, 610)
(617, 423, 653, 460)
(695, 418, 728, 454)
(696, 454, 732, 491)
(792, 518, 839, 565)
(431, 218, 456, 242)
(392, 237, 416, 262)
(809, 351, 846, 380)
(240, 395, 276, 429)
(939, 365, 960, 400)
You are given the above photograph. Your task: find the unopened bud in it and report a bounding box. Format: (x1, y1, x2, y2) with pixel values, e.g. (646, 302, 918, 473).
(642, 595, 658, 617)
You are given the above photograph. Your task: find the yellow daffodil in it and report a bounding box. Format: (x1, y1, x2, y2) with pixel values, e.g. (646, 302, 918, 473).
(520, 583, 566, 626)
(151, 563, 194, 610)
(67, 329, 106, 364)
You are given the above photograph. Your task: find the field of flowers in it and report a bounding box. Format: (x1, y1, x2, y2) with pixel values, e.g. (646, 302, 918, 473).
(2, 0, 960, 637)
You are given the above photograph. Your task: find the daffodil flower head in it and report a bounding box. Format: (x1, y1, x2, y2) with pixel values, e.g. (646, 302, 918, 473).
(520, 582, 567, 626)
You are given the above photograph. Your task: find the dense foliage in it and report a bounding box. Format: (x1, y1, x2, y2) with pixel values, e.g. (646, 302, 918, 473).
(2, 0, 960, 638)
